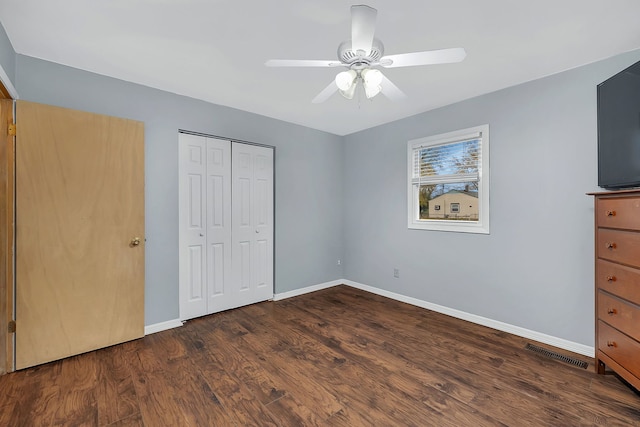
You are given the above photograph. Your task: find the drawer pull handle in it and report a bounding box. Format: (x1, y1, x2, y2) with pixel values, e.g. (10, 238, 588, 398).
(606, 210, 616, 217)
(606, 275, 616, 282)
(607, 308, 617, 315)
(605, 242, 616, 250)
(607, 341, 617, 348)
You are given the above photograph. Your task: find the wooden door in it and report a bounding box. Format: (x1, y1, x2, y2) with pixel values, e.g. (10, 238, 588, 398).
(0, 98, 14, 374)
(15, 101, 145, 369)
(231, 143, 273, 308)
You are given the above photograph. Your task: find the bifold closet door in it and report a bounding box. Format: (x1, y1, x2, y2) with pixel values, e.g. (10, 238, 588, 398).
(231, 143, 274, 308)
(179, 134, 273, 320)
(179, 134, 232, 320)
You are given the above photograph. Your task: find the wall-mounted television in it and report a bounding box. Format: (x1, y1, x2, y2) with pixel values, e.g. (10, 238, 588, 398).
(598, 59, 640, 189)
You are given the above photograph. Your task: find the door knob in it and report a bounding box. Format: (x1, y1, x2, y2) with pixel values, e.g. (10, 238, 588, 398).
(130, 237, 141, 247)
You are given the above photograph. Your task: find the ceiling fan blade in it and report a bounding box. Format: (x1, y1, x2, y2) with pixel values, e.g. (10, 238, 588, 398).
(312, 80, 338, 104)
(265, 59, 342, 67)
(380, 48, 467, 68)
(380, 74, 407, 101)
(351, 5, 377, 55)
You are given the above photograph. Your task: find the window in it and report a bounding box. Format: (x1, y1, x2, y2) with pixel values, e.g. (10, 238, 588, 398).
(407, 124, 489, 233)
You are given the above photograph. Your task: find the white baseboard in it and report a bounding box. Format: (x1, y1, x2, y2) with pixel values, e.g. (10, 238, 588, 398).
(144, 318, 184, 335)
(342, 280, 595, 358)
(273, 279, 343, 301)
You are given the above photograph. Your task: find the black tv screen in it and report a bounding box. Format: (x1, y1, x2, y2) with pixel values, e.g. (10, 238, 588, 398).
(598, 60, 640, 189)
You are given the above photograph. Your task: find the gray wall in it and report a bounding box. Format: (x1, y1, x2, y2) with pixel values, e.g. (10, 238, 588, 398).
(12, 46, 640, 347)
(15, 55, 344, 326)
(342, 49, 640, 347)
(0, 23, 15, 89)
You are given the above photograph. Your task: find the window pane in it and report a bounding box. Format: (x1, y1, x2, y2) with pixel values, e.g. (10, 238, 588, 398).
(418, 182, 479, 221)
(415, 138, 479, 179)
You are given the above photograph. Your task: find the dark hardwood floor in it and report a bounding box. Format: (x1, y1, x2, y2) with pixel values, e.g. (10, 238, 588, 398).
(1, 285, 639, 426)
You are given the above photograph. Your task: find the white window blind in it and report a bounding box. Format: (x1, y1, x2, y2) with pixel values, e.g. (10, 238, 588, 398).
(411, 132, 482, 186)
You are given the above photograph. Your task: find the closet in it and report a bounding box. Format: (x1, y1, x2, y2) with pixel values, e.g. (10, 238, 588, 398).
(179, 133, 273, 320)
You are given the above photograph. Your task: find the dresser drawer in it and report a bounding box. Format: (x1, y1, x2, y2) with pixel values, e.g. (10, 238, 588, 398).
(597, 259, 640, 306)
(597, 196, 640, 231)
(597, 228, 640, 268)
(598, 291, 640, 342)
(598, 321, 640, 379)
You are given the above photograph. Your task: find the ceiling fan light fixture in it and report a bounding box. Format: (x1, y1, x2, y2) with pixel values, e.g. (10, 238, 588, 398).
(364, 84, 381, 99)
(362, 68, 382, 99)
(339, 81, 357, 99)
(335, 70, 357, 91)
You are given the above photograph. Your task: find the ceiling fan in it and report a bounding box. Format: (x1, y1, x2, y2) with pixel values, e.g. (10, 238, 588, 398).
(265, 4, 467, 103)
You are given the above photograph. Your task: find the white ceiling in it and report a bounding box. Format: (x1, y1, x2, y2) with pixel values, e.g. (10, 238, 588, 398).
(1, 0, 640, 136)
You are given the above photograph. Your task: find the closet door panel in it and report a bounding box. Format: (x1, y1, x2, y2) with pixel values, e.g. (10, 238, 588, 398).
(253, 146, 273, 297)
(205, 138, 231, 313)
(232, 144, 273, 304)
(179, 134, 208, 319)
(232, 145, 255, 306)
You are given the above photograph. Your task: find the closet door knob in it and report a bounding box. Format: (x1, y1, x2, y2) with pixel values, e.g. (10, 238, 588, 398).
(130, 237, 141, 247)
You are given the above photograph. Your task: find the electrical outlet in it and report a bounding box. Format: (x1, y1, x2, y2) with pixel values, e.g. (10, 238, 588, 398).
(393, 268, 399, 278)
(337, 259, 341, 266)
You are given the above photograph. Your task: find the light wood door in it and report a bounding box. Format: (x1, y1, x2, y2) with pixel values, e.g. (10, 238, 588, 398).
(0, 98, 14, 374)
(15, 101, 145, 369)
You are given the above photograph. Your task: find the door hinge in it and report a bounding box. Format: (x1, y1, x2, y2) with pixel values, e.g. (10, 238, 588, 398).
(8, 320, 15, 333)
(8, 123, 16, 136)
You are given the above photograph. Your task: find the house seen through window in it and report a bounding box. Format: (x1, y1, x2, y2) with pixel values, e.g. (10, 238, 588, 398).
(407, 125, 489, 234)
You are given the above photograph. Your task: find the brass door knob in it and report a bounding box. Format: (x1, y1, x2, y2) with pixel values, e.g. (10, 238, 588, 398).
(130, 237, 141, 247)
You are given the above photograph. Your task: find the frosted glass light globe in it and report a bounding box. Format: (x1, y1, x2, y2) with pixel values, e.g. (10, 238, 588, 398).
(335, 70, 357, 91)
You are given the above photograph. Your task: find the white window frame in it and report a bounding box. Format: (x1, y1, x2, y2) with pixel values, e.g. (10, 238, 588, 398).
(407, 124, 490, 234)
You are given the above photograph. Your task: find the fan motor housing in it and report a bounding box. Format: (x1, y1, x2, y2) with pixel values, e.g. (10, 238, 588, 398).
(337, 38, 384, 66)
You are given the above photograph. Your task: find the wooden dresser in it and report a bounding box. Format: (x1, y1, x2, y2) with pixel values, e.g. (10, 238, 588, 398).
(591, 190, 640, 391)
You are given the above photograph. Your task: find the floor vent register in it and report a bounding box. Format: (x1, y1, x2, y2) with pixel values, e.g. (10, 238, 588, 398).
(525, 343, 589, 369)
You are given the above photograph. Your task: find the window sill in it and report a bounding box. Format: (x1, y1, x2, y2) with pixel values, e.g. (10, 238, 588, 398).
(408, 220, 489, 234)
